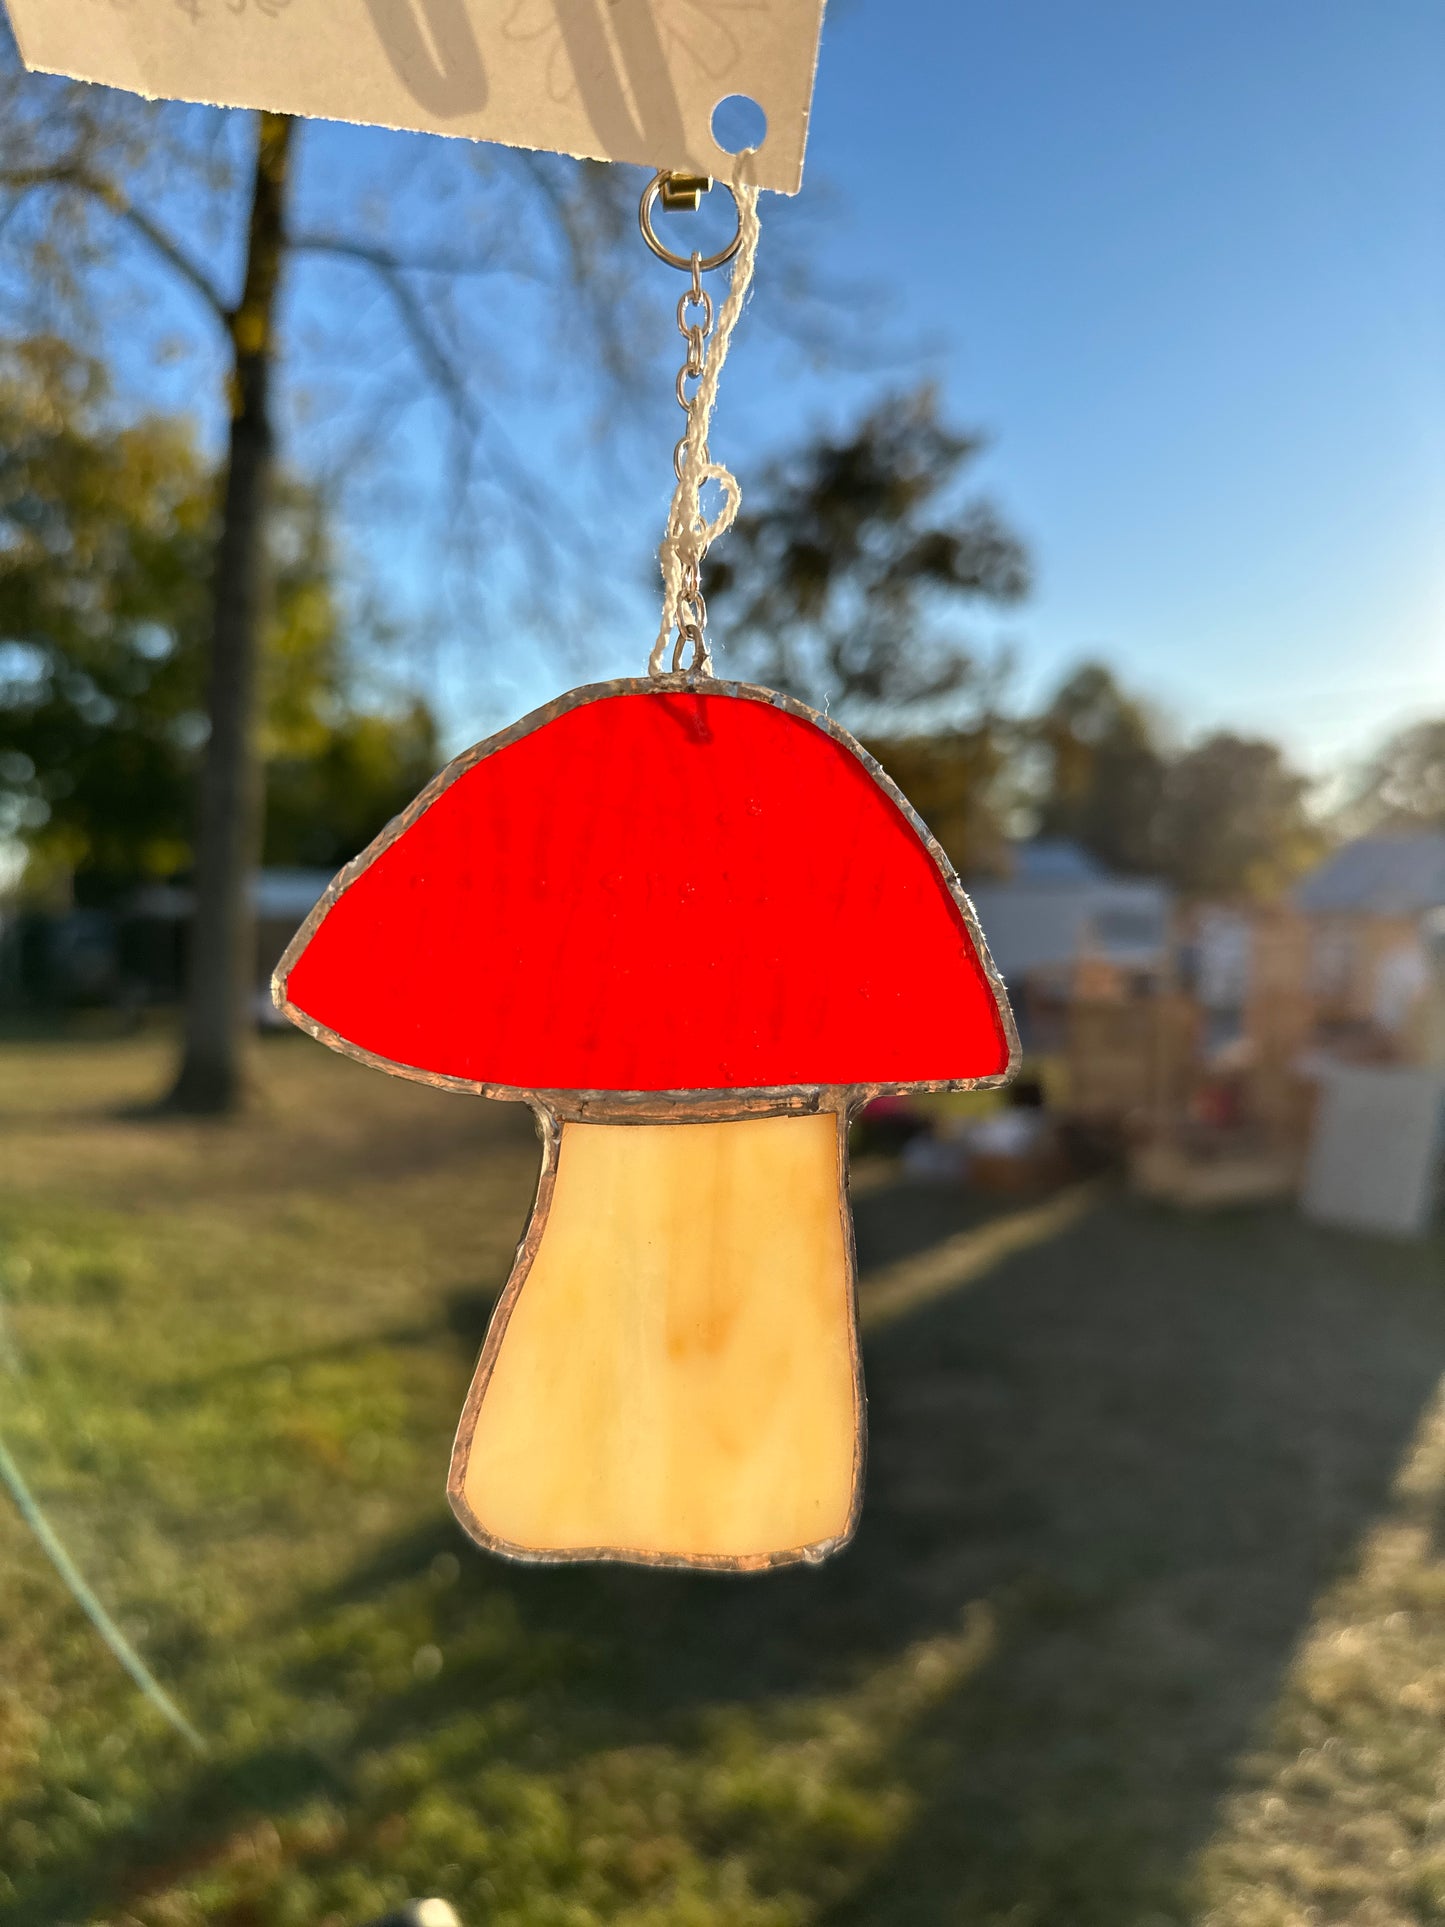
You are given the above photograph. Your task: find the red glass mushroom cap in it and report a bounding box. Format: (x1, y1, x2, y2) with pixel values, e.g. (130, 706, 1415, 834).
(275, 680, 1016, 1105)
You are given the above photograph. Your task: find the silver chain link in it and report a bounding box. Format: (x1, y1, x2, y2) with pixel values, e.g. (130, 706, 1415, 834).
(670, 254, 714, 672)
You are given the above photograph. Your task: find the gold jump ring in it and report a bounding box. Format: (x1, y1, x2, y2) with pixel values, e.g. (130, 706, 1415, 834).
(639, 172, 744, 273)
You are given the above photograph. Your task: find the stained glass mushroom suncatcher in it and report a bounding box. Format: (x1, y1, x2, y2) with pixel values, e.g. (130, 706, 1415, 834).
(275, 677, 1017, 1572)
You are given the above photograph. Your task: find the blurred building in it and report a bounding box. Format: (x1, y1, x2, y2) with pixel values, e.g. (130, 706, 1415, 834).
(966, 839, 1173, 1048)
(0, 868, 332, 1012)
(1296, 831, 1445, 1052)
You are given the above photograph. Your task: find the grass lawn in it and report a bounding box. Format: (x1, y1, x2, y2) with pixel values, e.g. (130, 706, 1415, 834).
(2, 1029, 1444, 1927)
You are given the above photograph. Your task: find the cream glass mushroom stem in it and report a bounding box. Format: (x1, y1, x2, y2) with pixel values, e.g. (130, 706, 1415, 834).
(447, 1100, 863, 1572)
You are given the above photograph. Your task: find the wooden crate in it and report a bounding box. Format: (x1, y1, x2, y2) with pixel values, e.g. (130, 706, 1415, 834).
(1066, 995, 1201, 1122)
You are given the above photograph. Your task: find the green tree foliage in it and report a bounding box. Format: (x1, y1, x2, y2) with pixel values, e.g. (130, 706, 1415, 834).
(0, 51, 643, 1106)
(1349, 717, 1445, 832)
(1153, 731, 1323, 900)
(0, 341, 438, 900)
(0, 342, 209, 895)
(705, 386, 1030, 719)
(862, 716, 1020, 881)
(1028, 664, 1323, 899)
(263, 702, 437, 871)
(1032, 663, 1169, 877)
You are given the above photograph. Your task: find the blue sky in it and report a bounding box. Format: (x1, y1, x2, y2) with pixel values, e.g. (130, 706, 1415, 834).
(28, 0, 1444, 779)
(452, 0, 1445, 769)
(733, 0, 1445, 772)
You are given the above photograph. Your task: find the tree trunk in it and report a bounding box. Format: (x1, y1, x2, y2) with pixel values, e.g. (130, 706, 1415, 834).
(165, 112, 294, 1114)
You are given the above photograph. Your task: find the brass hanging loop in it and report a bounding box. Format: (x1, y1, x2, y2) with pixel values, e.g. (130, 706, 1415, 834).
(639, 171, 744, 273)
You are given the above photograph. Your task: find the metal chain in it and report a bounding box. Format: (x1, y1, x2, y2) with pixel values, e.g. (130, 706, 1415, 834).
(639, 168, 759, 679)
(671, 253, 714, 672)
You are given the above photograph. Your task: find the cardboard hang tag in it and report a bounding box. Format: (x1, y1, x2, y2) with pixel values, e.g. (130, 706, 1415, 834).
(5, 0, 826, 195)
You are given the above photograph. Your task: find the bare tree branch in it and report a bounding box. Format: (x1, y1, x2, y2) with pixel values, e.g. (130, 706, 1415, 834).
(290, 229, 517, 284)
(0, 160, 231, 321)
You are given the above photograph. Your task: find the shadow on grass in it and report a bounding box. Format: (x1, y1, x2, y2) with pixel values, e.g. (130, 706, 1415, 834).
(11, 1186, 1445, 1926)
(149, 1277, 509, 1412)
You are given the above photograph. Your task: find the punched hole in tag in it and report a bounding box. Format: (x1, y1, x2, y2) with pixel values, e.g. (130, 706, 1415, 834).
(711, 94, 768, 157)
